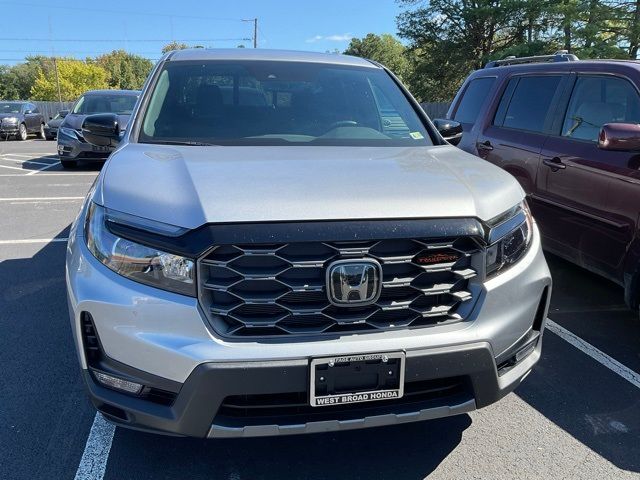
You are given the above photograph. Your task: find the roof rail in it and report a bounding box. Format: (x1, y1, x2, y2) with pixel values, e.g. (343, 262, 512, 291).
(484, 50, 579, 69)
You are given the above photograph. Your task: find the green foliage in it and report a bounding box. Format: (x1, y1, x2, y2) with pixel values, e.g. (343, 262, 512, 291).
(344, 34, 412, 83)
(30, 59, 109, 101)
(96, 50, 153, 90)
(161, 41, 190, 54)
(396, 0, 640, 102)
(0, 56, 51, 99)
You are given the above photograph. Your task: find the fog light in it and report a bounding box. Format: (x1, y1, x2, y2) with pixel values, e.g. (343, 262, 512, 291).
(93, 371, 143, 395)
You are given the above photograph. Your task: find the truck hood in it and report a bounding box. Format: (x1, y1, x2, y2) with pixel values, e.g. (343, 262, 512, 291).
(99, 144, 524, 230)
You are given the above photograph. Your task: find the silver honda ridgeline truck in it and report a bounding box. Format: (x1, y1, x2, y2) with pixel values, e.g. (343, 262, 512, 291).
(66, 49, 551, 438)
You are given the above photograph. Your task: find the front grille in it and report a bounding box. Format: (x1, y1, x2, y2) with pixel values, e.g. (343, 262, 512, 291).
(198, 237, 482, 337)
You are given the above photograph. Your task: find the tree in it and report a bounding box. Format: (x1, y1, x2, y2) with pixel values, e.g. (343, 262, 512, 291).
(161, 41, 189, 54)
(30, 59, 109, 101)
(0, 56, 51, 99)
(396, 0, 631, 101)
(344, 34, 412, 82)
(96, 50, 153, 90)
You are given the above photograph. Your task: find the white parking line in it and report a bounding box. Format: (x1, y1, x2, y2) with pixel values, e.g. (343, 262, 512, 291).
(27, 161, 61, 174)
(0, 238, 68, 245)
(0, 163, 28, 172)
(0, 153, 57, 158)
(73, 413, 115, 480)
(0, 196, 83, 202)
(0, 156, 58, 165)
(547, 319, 640, 389)
(0, 172, 98, 177)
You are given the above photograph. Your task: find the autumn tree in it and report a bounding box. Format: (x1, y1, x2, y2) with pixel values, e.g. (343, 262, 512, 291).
(161, 41, 190, 54)
(30, 59, 109, 101)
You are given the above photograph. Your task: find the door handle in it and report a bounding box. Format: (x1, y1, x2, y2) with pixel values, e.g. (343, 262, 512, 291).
(477, 140, 493, 151)
(542, 157, 566, 170)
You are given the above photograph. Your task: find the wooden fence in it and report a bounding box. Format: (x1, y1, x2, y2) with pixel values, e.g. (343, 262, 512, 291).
(420, 102, 452, 119)
(33, 101, 75, 120)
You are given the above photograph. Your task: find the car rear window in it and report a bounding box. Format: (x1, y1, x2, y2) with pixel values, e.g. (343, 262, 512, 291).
(73, 94, 138, 115)
(494, 76, 563, 133)
(138, 60, 433, 147)
(453, 77, 495, 124)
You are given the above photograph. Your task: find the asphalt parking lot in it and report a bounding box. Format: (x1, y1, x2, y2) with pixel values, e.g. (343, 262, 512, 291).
(1, 139, 639, 480)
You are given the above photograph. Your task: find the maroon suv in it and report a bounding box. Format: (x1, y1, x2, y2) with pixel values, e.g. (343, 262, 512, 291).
(443, 52, 640, 311)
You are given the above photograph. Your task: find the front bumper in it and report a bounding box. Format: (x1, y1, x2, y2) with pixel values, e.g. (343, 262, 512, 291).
(44, 126, 57, 139)
(67, 217, 551, 437)
(0, 123, 19, 135)
(57, 130, 113, 160)
(82, 336, 542, 438)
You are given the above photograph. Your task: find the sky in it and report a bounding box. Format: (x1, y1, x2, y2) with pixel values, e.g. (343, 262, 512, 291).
(0, 0, 404, 65)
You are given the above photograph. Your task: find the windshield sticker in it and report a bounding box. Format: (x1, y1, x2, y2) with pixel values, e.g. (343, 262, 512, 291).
(410, 131, 424, 140)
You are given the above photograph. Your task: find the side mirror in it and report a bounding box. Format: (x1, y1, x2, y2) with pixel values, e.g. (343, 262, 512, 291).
(60, 110, 69, 118)
(598, 123, 640, 151)
(24, 109, 32, 115)
(82, 113, 120, 147)
(433, 118, 463, 146)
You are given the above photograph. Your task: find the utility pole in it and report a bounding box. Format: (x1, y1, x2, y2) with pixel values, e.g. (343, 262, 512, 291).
(253, 18, 257, 48)
(242, 18, 258, 48)
(53, 57, 62, 106)
(48, 15, 63, 106)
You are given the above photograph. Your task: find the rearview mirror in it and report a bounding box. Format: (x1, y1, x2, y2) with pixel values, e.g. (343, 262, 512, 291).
(432, 118, 463, 146)
(598, 123, 640, 151)
(82, 113, 120, 147)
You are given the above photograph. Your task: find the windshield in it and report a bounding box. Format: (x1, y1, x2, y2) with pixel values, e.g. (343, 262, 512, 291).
(139, 60, 432, 146)
(73, 94, 138, 115)
(0, 103, 22, 114)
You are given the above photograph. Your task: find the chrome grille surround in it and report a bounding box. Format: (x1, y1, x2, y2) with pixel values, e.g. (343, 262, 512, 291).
(198, 237, 483, 337)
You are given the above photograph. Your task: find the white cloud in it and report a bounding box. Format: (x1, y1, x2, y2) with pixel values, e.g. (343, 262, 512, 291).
(306, 33, 353, 43)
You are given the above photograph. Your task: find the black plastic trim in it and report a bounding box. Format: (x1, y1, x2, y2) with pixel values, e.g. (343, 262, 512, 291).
(107, 217, 487, 259)
(81, 341, 536, 438)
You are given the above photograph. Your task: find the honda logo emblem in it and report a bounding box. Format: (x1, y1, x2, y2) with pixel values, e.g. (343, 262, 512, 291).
(326, 259, 382, 306)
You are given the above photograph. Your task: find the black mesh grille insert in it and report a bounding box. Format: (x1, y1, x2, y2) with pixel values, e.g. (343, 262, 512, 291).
(199, 238, 481, 337)
(216, 377, 469, 421)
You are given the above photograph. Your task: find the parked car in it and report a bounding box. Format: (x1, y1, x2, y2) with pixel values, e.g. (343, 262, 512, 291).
(44, 109, 69, 140)
(446, 52, 640, 313)
(57, 89, 140, 168)
(67, 49, 551, 438)
(0, 101, 45, 140)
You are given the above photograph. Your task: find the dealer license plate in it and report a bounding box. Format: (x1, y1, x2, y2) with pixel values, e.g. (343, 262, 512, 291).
(310, 352, 405, 407)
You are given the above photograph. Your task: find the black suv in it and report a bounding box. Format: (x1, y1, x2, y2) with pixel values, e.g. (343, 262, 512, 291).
(0, 101, 45, 140)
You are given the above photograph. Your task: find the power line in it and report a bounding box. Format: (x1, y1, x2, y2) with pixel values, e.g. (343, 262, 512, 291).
(0, 1, 246, 21)
(0, 37, 251, 43)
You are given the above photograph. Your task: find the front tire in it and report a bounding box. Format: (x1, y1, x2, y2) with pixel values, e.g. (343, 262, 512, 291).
(61, 159, 77, 169)
(18, 123, 28, 141)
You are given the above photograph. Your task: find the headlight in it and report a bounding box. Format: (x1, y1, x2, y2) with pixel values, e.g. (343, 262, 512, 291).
(2, 117, 18, 124)
(486, 201, 533, 277)
(59, 126, 78, 139)
(84, 202, 195, 296)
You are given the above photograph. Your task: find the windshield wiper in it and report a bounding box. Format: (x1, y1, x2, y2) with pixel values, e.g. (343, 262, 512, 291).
(149, 140, 221, 146)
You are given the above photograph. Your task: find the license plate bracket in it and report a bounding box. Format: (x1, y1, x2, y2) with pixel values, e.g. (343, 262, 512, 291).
(309, 352, 405, 407)
(92, 145, 110, 152)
